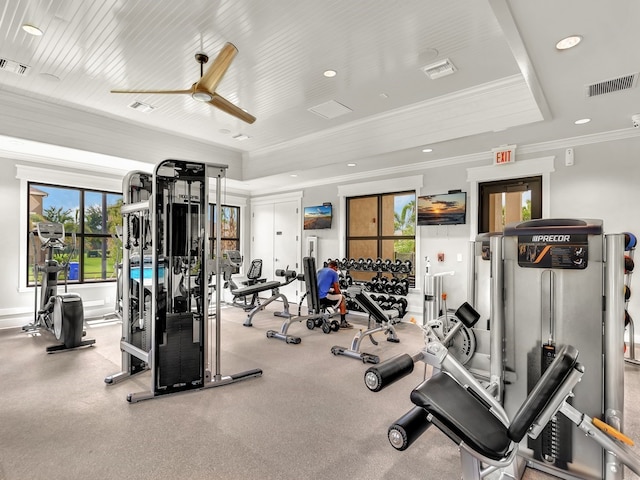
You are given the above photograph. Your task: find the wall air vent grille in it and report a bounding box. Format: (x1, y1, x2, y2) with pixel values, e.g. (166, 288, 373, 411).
(421, 58, 457, 80)
(128, 101, 155, 113)
(586, 73, 638, 97)
(0, 58, 30, 75)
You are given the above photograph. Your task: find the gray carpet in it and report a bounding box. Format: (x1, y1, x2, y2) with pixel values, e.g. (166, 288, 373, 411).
(1, 304, 639, 480)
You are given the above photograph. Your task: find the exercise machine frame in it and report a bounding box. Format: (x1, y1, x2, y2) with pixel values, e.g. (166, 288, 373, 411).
(23, 222, 95, 353)
(330, 285, 401, 364)
(105, 160, 261, 402)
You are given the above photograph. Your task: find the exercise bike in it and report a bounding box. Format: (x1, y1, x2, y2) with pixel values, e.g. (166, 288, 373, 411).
(23, 222, 95, 353)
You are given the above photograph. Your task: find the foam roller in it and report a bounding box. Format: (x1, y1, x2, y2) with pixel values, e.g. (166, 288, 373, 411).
(387, 406, 432, 451)
(364, 353, 415, 392)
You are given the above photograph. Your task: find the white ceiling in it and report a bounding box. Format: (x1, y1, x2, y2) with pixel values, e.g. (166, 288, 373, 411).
(0, 0, 639, 194)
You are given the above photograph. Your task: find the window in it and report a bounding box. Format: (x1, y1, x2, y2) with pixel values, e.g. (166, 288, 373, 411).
(209, 204, 240, 253)
(478, 176, 542, 233)
(346, 191, 415, 285)
(27, 183, 123, 285)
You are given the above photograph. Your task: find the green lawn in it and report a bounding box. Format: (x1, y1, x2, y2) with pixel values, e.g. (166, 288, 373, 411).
(28, 255, 118, 284)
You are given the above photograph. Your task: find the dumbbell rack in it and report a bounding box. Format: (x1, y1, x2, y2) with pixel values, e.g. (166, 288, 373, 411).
(327, 258, 411, 319)
(624, 232, 637, 365)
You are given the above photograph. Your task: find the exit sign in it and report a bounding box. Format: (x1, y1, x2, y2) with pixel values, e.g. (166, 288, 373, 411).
(492, 144, 517, 165)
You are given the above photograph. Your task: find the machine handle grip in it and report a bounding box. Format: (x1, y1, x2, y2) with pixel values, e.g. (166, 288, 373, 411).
(593, 418, 635, 446)
(364, 353, 415, 392)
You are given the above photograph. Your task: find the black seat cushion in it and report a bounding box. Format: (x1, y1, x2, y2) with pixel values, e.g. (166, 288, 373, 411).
(410, 373, 512, 461)
(231, 280, 281, 297)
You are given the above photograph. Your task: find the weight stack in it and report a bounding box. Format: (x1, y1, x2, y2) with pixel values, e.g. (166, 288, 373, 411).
(158, 312, 202, 389)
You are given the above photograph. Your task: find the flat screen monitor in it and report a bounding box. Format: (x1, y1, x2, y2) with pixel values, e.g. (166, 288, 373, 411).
(303, 205, 332, 230)
(417, 192, 467, 226)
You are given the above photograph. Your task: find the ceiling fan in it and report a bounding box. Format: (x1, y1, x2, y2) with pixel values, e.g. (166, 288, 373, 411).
(111, 42, 256, 124)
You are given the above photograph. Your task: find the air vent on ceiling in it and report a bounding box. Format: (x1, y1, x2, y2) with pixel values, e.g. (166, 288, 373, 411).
(0, 58, 30, 75)
(421, 58, 457, 80)
(586, 73, 638, 97)
(128, 101, 155, 113)
(308, 100, 352, 119)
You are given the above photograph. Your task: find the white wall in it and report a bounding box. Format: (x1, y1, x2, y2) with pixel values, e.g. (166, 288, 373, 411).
(301, 184, 341, 264)
(296, 136, 640, 334)
(2, 135, 639, 337)
(0, 158, 119, 327)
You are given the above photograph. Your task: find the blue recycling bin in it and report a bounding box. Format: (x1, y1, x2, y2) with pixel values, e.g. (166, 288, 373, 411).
(68, 262, 79, 280)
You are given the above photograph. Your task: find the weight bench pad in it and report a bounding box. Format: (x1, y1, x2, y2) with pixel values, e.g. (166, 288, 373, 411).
(507, 345, 578, 442)
(410, 373, 512, 461)
(232, 280, 281, 297)
(354, 292, 399, 323)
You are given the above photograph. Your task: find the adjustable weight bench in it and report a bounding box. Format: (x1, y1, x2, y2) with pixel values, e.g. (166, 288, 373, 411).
(383, 344, 640, 479)
(231, 258, 266, 310)
(239, 269, 297, 327)
(265, 257, 339, 344)
(330, 285, 401, 364)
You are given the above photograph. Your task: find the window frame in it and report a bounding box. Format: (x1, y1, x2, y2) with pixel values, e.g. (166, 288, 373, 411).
(466, 156, 554, 237)
(346, 190, 416, 285)
(477, 176, 542, 233)
(27, 181, 123, 285)
(209, 203, 241, 255)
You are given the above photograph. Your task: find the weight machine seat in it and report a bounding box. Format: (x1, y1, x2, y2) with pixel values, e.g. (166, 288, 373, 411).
(410, 345, 579, 462)
(231, 280, 281, 298)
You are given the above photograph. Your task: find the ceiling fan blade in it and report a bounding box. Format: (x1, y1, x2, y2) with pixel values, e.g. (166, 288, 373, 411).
(209, 93, 256, 124)
(111, 88, 193, 95)
(196, 43, 238, 93)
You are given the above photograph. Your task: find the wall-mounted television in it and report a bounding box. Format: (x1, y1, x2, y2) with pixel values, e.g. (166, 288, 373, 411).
(303, 205, 332, 230)
(417, 192, 467, 226)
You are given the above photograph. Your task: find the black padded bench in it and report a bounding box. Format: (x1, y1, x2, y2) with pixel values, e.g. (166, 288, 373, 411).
(232, 280, 281, 299)
(330, 286, 401, 364)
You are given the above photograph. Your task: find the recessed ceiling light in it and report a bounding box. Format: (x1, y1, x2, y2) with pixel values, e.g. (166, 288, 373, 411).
(379, 93, 389, 99)
(323, 70, 337, 78)
(574, 118, 591, 125)
(422, 148, 433, 153)
(347, 163, 357, 167)
(232, 133, 250, 141)
(290, 174, 298, 177)
(219, 128, 231, 134)
(556, 35, 582, 50)
(22, 24, 43, 36)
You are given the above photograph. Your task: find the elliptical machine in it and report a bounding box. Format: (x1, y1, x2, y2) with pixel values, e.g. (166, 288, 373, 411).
(23, 222, 95, 353)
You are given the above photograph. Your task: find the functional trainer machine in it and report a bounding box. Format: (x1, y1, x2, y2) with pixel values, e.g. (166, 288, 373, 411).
(23, 222, 95, 353)
(104, 160, 261, 402)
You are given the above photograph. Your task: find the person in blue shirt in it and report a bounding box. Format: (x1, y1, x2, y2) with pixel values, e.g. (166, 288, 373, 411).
(317, 260, 352, 329)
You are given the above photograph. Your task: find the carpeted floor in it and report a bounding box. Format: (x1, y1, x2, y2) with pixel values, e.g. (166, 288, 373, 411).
(1, 303, 639, 480)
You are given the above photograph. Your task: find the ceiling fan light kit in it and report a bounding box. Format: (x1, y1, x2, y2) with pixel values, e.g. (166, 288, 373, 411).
(111, 42, 256, 124)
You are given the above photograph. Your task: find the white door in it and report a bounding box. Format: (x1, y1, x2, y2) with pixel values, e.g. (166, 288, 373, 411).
(273, 201, 300, 302)
(251, 200, 300, 304)
(251, 203, 275, 282)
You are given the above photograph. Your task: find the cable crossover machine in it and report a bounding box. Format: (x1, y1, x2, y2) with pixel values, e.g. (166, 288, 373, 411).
(104, 159, 262, 402)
